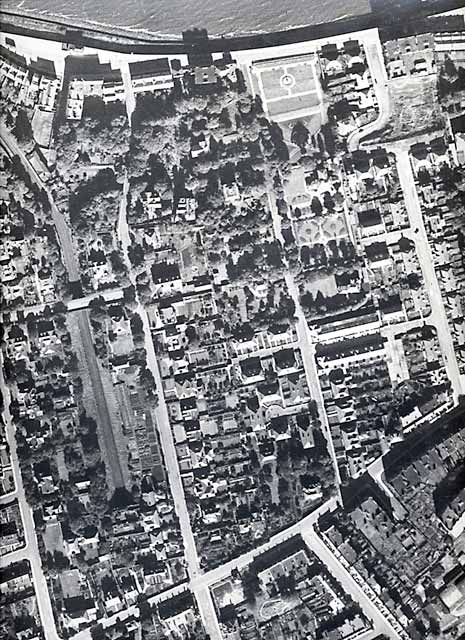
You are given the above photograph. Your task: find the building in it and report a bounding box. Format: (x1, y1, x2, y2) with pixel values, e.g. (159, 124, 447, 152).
(129, 57, 174, 94)
(64, 55, 125, 120)
(0, 45, 60, 111)
(384, 34, 435, 79)
(194, 65, 218, 93)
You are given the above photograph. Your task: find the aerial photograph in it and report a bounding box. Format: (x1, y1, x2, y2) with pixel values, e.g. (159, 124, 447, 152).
(0, 0, 464, 639)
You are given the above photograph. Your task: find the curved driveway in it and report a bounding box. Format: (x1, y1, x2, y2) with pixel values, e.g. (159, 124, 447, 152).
(348, 39, 390, 152)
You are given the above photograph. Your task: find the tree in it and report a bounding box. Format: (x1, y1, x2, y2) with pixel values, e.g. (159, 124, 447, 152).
(323, 191, 335, 211)
(5, 110, 14, 128)
(443, 55, 457, 81)
(21, 208, 35, 233)
(185, 325, 197, 342)
(90, 624, 106, 640)
(429, 616, 440, 635)
(138, 595, 153, 621)
(109, 250, 125, 274)
(13, 109, 33, 143)
(264, 241, 282, 267)
(311, 196, 323, 216)
(130, 312, 143, 337)
(291, 121, 310, 150)
(314, 290, 325, 309)
(139, 365, 157, 397)
(300, 612, 310, 626)
(300, 245, 311, 265)
(219, 107, 232, 128)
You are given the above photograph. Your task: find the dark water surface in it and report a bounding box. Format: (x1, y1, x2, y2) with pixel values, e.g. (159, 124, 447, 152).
(7, 0, 371, 38)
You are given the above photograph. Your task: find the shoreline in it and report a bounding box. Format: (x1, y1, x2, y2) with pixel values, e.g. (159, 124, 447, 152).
(1, 0, 464, 55)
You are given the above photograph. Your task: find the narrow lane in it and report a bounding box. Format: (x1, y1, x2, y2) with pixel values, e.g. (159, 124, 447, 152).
(139, 305, 202, 580)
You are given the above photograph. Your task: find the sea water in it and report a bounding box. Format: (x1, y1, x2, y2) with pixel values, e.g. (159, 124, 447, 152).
(6, 0, 371, 38)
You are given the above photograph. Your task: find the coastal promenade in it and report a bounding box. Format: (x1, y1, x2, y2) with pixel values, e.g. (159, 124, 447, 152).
(1, 0, 464, 55)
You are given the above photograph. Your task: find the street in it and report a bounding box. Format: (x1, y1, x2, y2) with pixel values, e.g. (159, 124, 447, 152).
(395, 147, 463, 400)
(0, 354, 61, 640)
(116, 179, 222, 635)
(303, 530, 404, 640)
(117, 175, 201, 578)
(264, 161, 343, 499)
(139, 304, 202, 581)
(0, 126, 80, 283)
(192, 498, 337, 591)
(285, 273, 343, 497)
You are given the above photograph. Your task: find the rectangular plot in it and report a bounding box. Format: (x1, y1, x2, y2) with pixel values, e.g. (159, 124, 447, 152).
(268, 92, 320, 118)
(260, 67, 288, 100)
(286, 62, 316, 95)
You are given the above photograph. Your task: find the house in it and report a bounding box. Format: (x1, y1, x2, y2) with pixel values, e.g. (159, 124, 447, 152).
(141, 191, 163, 219)
(26, 57, 61, 111)
(0, 44, 28, 88)
(191, 132, 210, 158)
(194, 65, 218, 93)
(175, 197, 197, 221)
(129, 57, 174, 94)
(223, 183, 241, 205)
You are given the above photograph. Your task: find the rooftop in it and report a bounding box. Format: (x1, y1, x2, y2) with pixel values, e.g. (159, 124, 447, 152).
(129, 57, 172, 78)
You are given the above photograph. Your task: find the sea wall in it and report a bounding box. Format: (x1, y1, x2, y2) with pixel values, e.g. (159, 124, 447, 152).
(1, 0, 464, 55)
